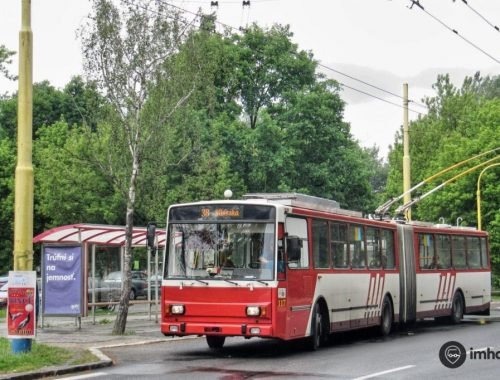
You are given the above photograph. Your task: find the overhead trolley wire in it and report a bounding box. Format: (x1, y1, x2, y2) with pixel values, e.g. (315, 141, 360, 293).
(408, 0, 500, 65)
(456, 0, 500, 33)
(318, 62, 428, 110)
(338, 82, 425, 115)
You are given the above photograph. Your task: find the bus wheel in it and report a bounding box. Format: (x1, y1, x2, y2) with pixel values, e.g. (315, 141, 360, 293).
(308, 303, 325, 351)
(379, 296, 393, 337)
(450, 292, 464, 324)
(206, 335, 225, 349)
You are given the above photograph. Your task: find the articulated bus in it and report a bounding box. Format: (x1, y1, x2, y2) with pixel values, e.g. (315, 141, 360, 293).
(160, 193, 491, 349)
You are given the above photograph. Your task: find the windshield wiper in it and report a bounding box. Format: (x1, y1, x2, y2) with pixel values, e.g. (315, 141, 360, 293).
(223, 279, 239, 286)
(256, 280, 269, 286)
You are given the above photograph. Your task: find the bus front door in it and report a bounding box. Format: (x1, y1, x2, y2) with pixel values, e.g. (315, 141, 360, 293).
(285, 216, 313, 338)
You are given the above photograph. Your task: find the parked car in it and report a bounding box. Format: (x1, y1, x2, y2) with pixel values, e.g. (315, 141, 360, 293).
(87, 277, 121, 306)
(0, 283, 7, 308)
(103, 271, 148, 300)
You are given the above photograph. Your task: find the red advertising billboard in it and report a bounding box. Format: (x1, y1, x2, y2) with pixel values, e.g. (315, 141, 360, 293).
(7, 271, 37, 339)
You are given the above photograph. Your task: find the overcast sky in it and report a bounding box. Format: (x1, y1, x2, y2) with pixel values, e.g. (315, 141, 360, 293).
(1, 0, 499, 158)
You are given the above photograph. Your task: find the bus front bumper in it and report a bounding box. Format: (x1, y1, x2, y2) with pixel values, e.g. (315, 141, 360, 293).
(161, 322, 273, 337)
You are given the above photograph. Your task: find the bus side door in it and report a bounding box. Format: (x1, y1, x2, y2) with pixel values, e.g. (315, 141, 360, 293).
(285, 216, 313, 338)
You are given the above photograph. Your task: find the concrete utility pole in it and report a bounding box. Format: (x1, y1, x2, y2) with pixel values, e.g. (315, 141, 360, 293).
(12, 0, 34, 353)
(402, 83, 411, 221)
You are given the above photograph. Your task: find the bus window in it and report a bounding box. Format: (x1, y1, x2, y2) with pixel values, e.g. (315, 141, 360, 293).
(436, 235, 451, 269)
(286, 217, 309, 269)
(350, 225, 366, 269)
(382, 230, 395, 269)
(419, 234, 435, 269)
(480, 237, 489, 269)
(312, 220, 329, 268)
(367, 227, 381, 269)
(452, 236, 467, 269)
(331, 223, 348, 269)
(467, 237, 481, 269)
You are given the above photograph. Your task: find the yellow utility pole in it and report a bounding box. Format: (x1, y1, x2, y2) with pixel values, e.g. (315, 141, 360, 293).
(10, 0, 34, 354)
(13, 0, 34, 272)
(403, 83, 411, 221)
(476, 163, 500, 230)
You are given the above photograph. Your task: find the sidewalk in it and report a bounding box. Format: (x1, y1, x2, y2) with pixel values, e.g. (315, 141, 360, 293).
(0, 309, 177, 380)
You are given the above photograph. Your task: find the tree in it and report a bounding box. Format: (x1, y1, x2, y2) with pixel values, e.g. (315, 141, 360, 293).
(0, 137, 15, 274)
(0, 78, 105, 139)
(80, 0, 193, 334)
(34, 121, 125, 228)
(230, 24, 316, 129)
(0, 44, 15, 82)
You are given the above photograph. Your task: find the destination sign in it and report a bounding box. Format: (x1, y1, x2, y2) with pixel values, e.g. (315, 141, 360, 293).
(200, 206, 242, 219)
(169, 204, 275, 222)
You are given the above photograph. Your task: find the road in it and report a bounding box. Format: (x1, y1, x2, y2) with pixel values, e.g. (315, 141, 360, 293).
(57, 313, 500, 380)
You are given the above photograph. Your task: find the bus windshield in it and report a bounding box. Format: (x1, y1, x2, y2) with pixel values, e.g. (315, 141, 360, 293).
(167, 222, 275, 281)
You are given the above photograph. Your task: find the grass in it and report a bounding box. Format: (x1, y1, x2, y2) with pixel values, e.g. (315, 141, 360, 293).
(0, 308, 5, 320)
(0, 338, 98, 375)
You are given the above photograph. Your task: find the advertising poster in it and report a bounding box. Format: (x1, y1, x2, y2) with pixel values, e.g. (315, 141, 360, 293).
(42, 245, 83, 315)
(7, 271, 37, 338)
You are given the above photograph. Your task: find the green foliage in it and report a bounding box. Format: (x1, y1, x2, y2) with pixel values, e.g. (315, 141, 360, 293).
(0, 77, 106, 139)
(34, 121, 126, 227)
(385, 72, 500, 279)
(230, 24, 317, 129)
(0, 44, 15, 82)
(0, 78, 116, 273)
(0, 137, 15, 273)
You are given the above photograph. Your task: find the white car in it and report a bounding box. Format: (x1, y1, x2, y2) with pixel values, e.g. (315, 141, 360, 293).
(0, 283, 7, 308)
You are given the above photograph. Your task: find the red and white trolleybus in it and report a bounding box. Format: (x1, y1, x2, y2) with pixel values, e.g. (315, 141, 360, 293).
(160, 193, 491, 349)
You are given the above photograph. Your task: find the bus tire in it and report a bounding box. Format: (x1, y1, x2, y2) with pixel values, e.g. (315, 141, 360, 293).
(450, 292, 464, 324)
(379, 296, 393, 337)
(308, 302, 325, 351)
(206, 335, 225, 349)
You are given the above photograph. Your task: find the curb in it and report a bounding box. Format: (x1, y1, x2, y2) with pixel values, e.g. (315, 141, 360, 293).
(0, 357, 112, 380)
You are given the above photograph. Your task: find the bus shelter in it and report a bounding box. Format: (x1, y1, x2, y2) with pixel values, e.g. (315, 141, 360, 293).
(33, 224, 165, 325)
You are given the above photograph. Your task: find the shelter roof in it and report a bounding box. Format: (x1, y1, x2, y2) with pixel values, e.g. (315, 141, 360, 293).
(33, 224, 166, 247)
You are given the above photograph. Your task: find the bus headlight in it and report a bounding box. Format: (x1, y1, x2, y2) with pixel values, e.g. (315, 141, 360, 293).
(170, 304, 185, 315)
(246, 306, 261, 316)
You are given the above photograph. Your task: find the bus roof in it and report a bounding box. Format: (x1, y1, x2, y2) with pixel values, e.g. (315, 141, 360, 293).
(243, 193, 363, 218)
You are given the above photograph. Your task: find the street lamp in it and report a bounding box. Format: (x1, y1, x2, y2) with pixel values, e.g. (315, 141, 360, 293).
(476, 163, 500, 231)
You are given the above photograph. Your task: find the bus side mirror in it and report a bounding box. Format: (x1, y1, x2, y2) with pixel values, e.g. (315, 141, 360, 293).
(287, 237, 302, 261)
(146, 222, 157, 250)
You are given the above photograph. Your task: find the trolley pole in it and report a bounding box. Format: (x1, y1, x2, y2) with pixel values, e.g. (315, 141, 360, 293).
(12, 0, 34, 353)
(403, 83, 411, 221)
